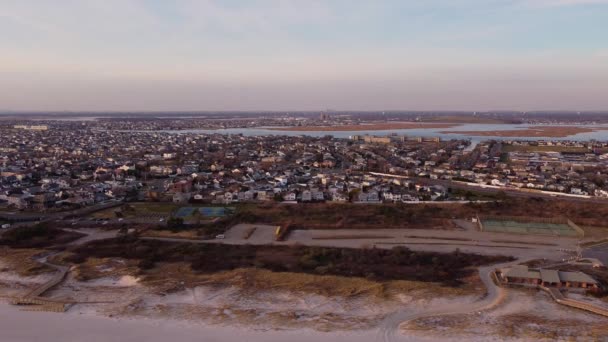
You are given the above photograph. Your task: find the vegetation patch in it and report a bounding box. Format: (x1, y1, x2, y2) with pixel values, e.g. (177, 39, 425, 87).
(172, 267, 477, 298)
(0, 247, 54, 276)
(68, 237, 512, 287)
(0, 224, 85, 249)
(312, 235, 393, 240)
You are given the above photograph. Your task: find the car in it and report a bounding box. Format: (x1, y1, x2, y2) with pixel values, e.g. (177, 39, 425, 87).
(159, 218, 165, 222)
(117, 218, 124, 222)
(1, 224, 11, 229)
(215, 234, 225, 239)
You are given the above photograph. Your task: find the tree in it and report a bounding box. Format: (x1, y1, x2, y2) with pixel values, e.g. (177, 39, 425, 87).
(348, 188, 361, 201)
(167, 217, 185, 232)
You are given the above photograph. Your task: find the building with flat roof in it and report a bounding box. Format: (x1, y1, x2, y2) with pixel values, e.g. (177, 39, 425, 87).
(13, 125, 49, 131)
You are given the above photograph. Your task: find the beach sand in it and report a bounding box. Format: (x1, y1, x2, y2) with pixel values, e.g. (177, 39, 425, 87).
(0, 302, 383, 342)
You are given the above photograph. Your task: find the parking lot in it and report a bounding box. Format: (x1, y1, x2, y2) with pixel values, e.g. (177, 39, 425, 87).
(222, 224, 279, 244)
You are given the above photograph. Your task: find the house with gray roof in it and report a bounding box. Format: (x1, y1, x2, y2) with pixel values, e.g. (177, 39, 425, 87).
(498, 265, 600, 292)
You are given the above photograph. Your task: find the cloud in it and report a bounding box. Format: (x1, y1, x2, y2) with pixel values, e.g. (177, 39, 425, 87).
(595, 49, 608, 58)
(0, 1, 607, 110)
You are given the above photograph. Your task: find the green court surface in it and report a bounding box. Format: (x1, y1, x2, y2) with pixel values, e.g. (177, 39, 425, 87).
(482, 220, 579, 237)
(174, 206, 235, 218)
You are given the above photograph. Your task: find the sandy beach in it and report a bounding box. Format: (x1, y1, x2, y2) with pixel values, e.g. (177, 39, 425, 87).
(0, 302, 387, 342)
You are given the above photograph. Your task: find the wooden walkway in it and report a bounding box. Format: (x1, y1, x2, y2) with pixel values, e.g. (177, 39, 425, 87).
(10, 260, 72, 312)
(540, 286, 608, 317)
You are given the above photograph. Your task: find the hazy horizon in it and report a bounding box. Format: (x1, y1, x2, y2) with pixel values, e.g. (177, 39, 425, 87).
(1, 1, 607, 111)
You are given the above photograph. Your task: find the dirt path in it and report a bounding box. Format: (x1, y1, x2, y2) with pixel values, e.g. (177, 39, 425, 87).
(376, 259, 523, 342)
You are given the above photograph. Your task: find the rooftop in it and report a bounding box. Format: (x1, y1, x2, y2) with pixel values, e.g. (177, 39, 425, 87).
(503, 265, 598, 285)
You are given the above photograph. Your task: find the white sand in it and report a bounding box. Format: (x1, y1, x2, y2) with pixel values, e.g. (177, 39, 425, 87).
(82, 275, 140, 287)
(0, 302, 383, 342)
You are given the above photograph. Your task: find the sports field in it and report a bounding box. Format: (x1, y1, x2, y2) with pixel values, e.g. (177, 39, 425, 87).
(481, 219, 579, 237)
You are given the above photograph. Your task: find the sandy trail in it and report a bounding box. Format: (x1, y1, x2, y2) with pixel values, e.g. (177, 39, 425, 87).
(376, 259, 523, 342)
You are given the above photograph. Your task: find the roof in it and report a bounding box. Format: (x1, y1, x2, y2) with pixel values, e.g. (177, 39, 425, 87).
(503, 265, 598, 285)
(558, 271, 598, 284)
(504, 265, 541, 280)
(540, 269, 560, 284)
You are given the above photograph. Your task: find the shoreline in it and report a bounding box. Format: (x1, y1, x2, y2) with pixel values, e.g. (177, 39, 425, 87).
(440, 126, 601, 138)
(266, 123, 458, 132)
(0, 301, 386, 342)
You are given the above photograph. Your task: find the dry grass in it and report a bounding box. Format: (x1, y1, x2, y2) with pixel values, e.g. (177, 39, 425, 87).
(0, 247, 53, 276)
(440, 126, 598, 138)
(404, 235, 472, 242)
(490, 239, 557, 246)
(67, 256, 139, 281)
(118, 300, 377, 332)
(100, 202, 178, 219)
(404, 314, 473, 332)
(131, 202, 178, 213)
(580, 226, 608, 239)
(90, 208, 119, 219)
(140, 230, 201, 239)
(312, 235, 393, 240)
(498, 313, 608, 340)
(141, 265, 478, 299)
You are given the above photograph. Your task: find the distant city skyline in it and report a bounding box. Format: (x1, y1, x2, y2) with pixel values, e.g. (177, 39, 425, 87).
(1, 0, 607, 111)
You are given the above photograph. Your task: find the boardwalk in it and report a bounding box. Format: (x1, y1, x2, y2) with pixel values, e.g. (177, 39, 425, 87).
(542, 286, 608, 317)
(10, 261, 71, 312)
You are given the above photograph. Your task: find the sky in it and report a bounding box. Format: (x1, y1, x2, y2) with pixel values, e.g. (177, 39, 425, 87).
(0, 0, 607, 111)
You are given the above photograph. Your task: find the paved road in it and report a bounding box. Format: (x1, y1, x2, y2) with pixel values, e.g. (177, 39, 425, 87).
(582, 242, 608, 266)
(141, 225, 575, 260)
(376, 258, 523, 342)
(409, 177, 608, 204)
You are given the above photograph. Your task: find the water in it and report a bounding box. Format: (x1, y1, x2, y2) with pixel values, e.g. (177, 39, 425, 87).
(136, 123, 608, 142)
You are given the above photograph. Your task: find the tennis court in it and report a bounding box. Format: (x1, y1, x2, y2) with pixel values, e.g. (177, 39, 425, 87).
(481, 219, 580, 237)
(174, 206, 235, 218)
(198, 207, 234, 217)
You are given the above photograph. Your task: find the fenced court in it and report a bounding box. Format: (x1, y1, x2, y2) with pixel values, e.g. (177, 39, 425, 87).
(478, 215, 584, 237)
(174, 206, 235, 218)
(198, 207, 234, 217)
(174, 207, 196, 218)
